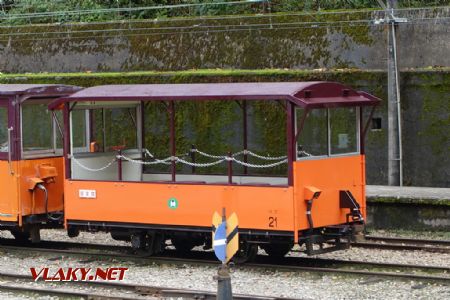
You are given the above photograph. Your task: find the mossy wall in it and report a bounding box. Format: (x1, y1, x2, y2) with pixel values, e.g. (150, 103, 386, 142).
(1, 68, 448, 187)
(0, 8, 449, 73)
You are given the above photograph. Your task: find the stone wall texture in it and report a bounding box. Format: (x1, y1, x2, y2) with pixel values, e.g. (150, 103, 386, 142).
(0, 8, 449, 72)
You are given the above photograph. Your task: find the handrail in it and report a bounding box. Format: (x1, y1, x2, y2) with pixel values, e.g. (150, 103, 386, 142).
(7, 127, 14, 175)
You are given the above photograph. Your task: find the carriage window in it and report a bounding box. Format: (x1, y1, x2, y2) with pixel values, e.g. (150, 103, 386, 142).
(71, 109, 88, 151)
(104, 108, 137, 151)
(74, 107, 137, 153)
(296, 108, 328, 157)
(0, 107, 7, 152)
(22, 103, 53, 152)
(330, 107, 358, 154)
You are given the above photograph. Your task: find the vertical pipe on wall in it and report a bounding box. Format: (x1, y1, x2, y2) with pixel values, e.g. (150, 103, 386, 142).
(387, 0, 402, 186)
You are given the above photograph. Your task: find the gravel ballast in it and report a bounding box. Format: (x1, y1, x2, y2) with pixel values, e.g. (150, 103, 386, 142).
(0, 229, 449, 299)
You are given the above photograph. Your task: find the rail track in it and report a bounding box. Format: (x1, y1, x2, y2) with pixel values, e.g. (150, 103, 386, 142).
(350, 235, 450, 253)
(0, 239, 449, 285)
(0, 271, 290, 300)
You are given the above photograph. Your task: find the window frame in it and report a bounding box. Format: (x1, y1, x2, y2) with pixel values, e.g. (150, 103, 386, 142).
(0, 101, 10, 160)
(295, 107, 361, 160)
(69, 102, 142, 157)
(20, 99, 63, 159)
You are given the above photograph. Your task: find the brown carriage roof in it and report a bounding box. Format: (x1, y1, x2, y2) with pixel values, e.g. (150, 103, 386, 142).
(0, 84, 82, 97)
(48, 82, 380, 109)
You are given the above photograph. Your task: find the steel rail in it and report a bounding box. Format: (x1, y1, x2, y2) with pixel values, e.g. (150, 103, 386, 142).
(0, 283, 139, 300)
(0, 272, 296, 300)
(364, 235, 450, 246)
(277, 256, 450, 272)
(1, 242, 450, 284)
(351, 241, 450, 253)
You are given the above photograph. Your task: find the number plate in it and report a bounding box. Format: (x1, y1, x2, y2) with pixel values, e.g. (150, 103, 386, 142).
(79, 189, 97, 199)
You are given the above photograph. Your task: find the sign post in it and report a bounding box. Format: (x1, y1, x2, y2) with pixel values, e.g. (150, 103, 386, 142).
(212, 208, 239, 300)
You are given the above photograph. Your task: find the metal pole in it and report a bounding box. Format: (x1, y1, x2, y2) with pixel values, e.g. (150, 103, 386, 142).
(227, 152, 233, 185)
(217, 264, 232, 300)
(242, 101, 248, 175)
(387, 0, 402, 186)
(118, 149, 123, 181)
(169, 101, 176, 182)
(190, 144, 196, 174)
(286, 102, 294, 186)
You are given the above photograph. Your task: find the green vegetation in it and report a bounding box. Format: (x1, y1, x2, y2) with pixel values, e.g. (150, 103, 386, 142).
(1, 0, 448, 24)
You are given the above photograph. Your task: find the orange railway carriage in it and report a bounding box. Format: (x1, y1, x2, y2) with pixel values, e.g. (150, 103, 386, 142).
(0, 84, 81, 242)
(49, 82, 379, 260)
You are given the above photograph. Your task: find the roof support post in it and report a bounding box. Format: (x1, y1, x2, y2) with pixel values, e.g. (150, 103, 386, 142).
(169, 101, 176, 182)
(140, 101, 145, 159)
(286, 101, 295, 186)
(242, 101, 248, 175)
(63, 103, 71, 179)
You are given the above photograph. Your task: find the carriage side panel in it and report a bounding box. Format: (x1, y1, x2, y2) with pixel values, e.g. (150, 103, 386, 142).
(293, 155, 366, 231)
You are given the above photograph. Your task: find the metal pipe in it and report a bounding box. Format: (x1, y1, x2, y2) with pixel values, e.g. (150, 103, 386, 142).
(190, 144, 196, 174)
(118, 149, 123, 181)
(391, 19, 403, 186)
(36, 183, 62, 222)
(306, 200, 314, 232)
(387, 0, 402, 186)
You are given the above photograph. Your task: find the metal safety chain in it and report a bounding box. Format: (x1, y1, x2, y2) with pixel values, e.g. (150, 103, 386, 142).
(119, 148, 287, 169)
(243, 150, 287, 161)
(176, 157, 227, 167)
(231, 157, 288, 168)
(71, 147, 305, 172)
(118, 153, 174, 165)
(70, 155, 117, 172)
(190, 148, 287, 161)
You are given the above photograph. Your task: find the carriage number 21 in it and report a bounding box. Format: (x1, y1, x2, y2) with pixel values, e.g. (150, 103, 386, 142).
(268, 217, 278, 228)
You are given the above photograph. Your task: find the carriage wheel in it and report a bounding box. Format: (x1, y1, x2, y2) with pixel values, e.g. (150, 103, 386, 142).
(171, 237, 196, 254)
(132, 232, 165, 256)
(10, 229, 31, 243)
(262, 243, 292, 259)
(232, 241, 258, 264)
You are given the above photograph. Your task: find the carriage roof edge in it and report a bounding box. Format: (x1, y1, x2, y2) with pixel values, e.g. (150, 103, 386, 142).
(0, 84, 83, 101)
(47, 82, 380, 110)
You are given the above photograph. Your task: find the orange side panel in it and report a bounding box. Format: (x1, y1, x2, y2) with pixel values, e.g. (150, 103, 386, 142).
(0, 161, 19, 222)
(18, 157, 65, 216)
(64, 181, 294, 232)
(293, 155, 366, 231)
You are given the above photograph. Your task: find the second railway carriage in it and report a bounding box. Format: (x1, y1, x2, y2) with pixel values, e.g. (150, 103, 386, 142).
(0, 84, 81, 242)
(49, 82, 379, 260)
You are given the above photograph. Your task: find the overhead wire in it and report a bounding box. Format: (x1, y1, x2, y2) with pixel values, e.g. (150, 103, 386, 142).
(0, 2, 447, 44)
(1, 4, 448, 28)
(0, 15, 448, 44)
(0, 0, 267, 20)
